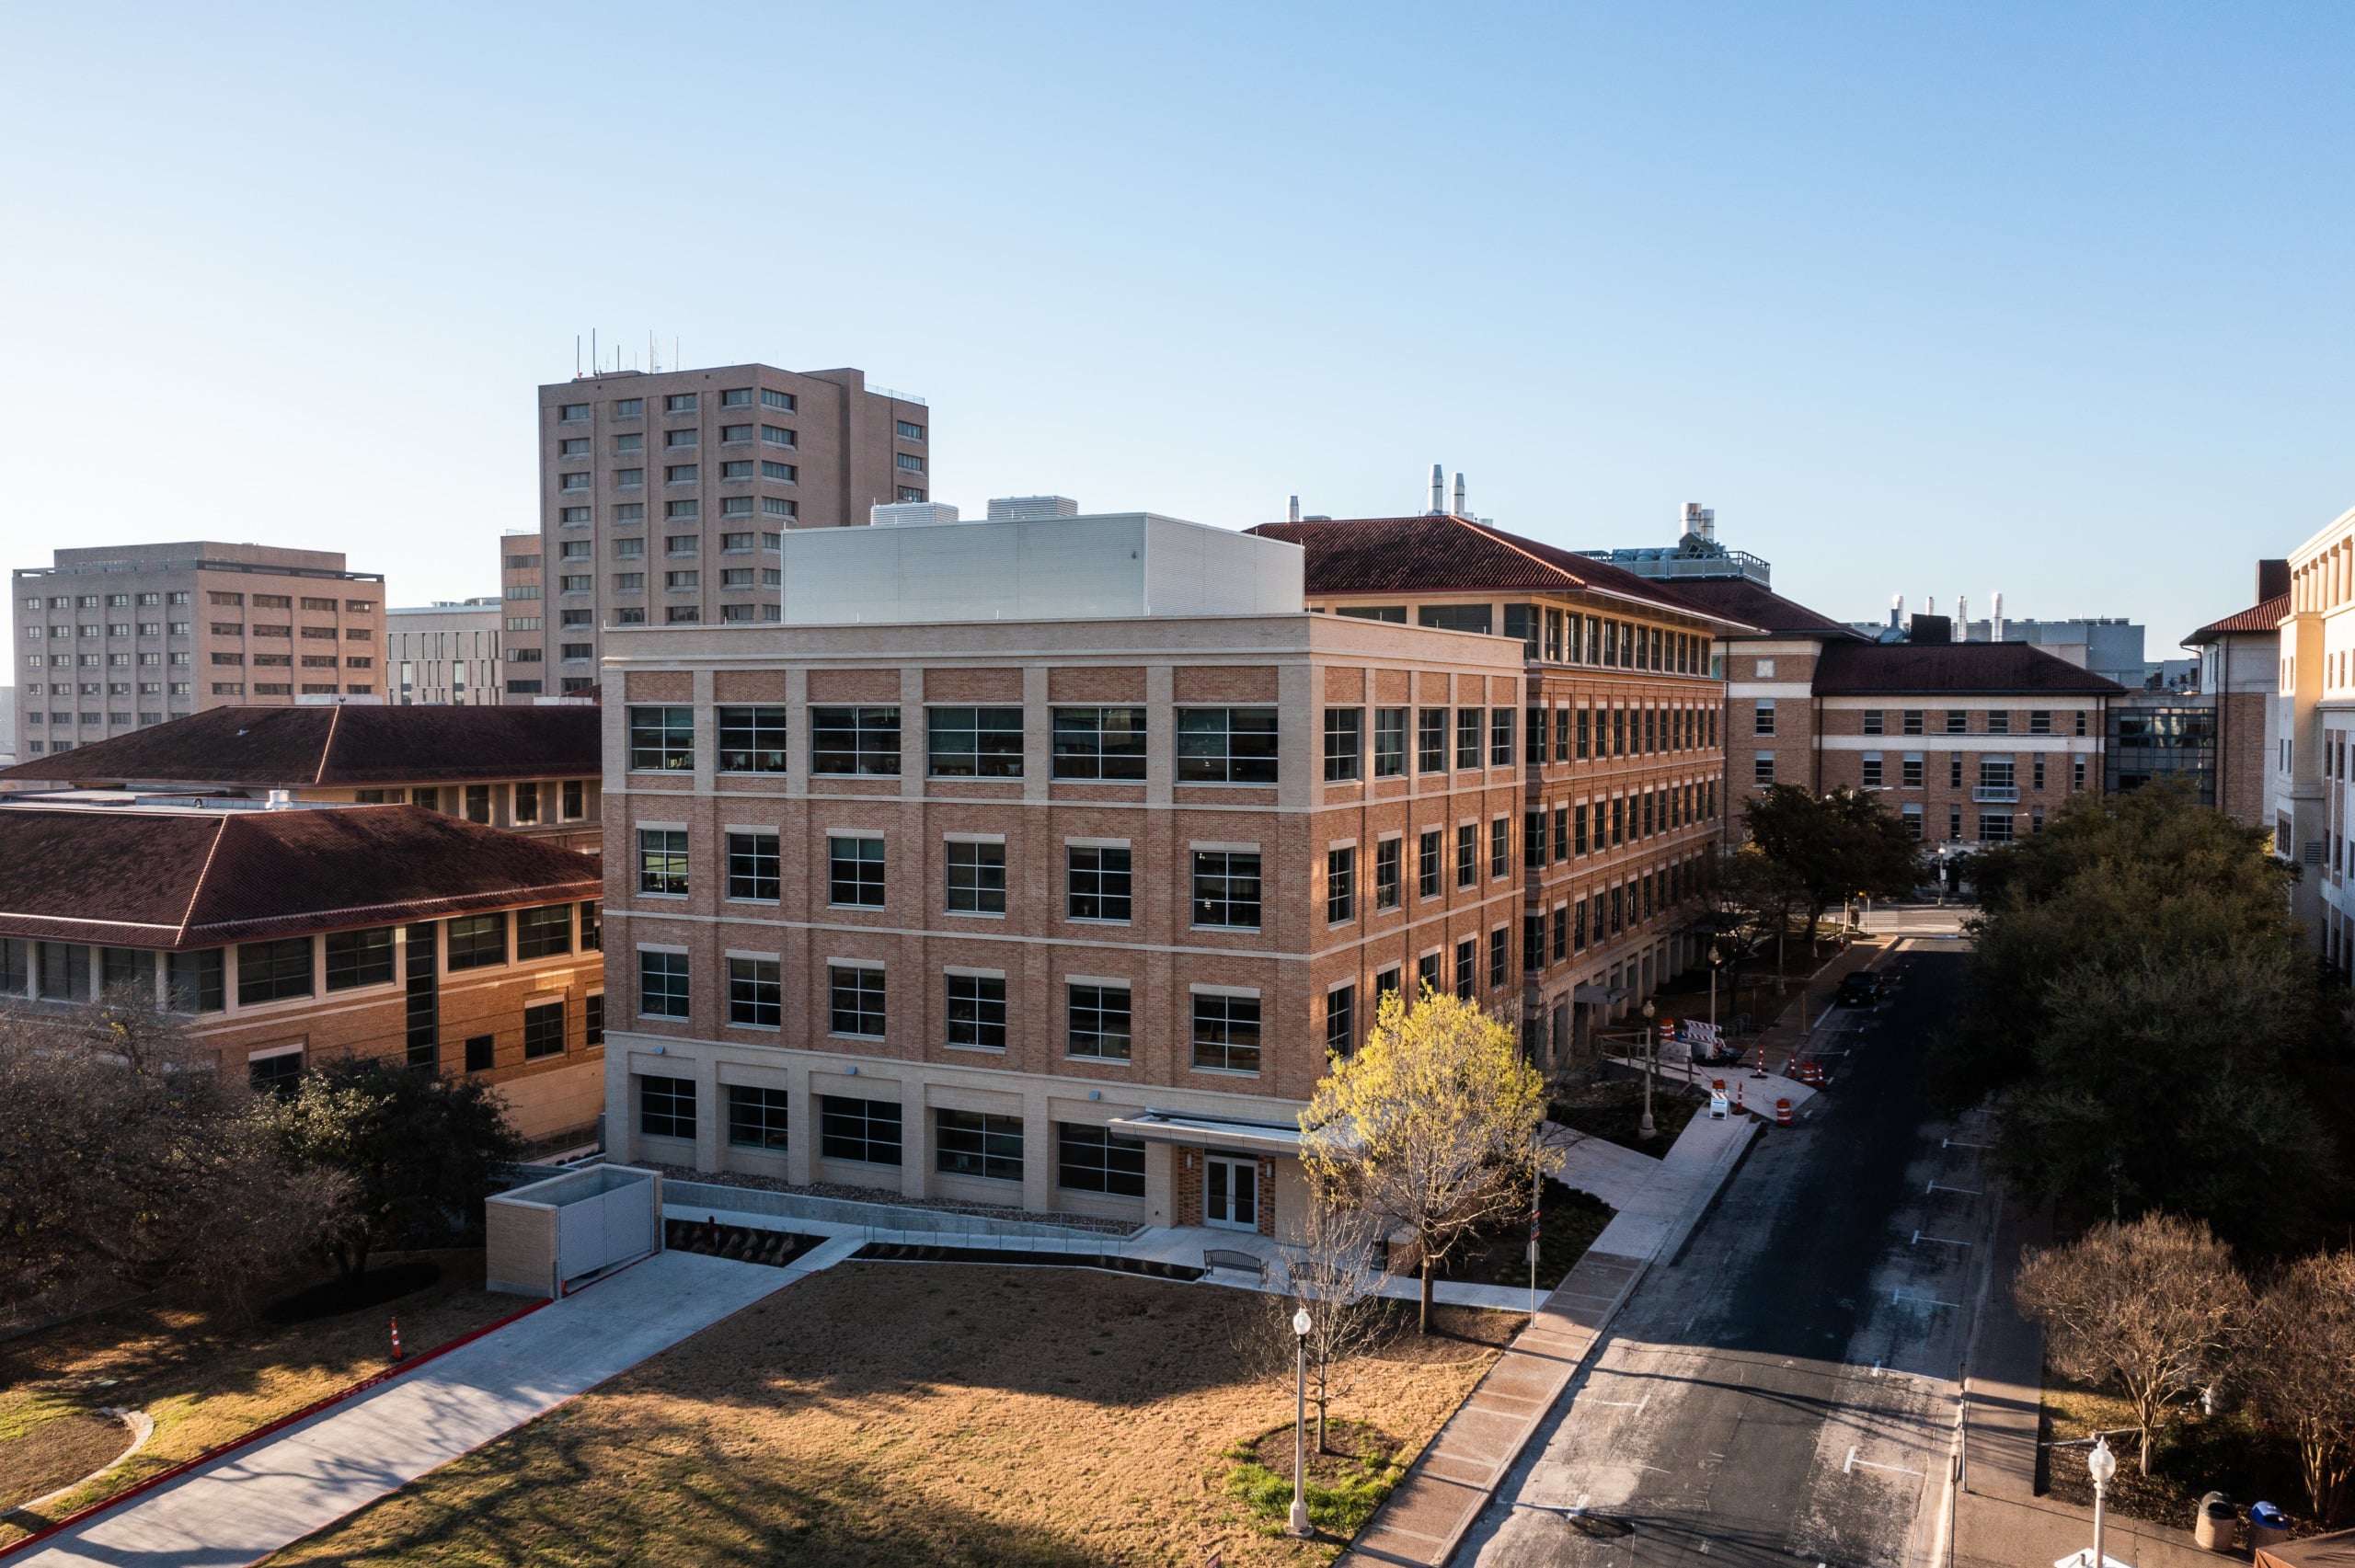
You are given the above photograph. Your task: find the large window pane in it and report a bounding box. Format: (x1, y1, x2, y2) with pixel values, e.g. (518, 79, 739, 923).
(935, 1109, 1023, 1183)
(717, 705, 787, 773)
(1191, 992, 1261, 1073)
(1190, 851, 1261, 929)
(1051, 706, 1146, 781)
(810, 706, 901, 775)
(926, 706, 1024, 778)
(820, 1094, 902, 1164)
(828, 835, 886, 906)
(1176, 707, 1277, 784)
(515, 904, 573, 959)
(729, 956, 781, 1026)
(1057, 1124, 1146, 1196)
(946, 973, 1006, 1049)
(828, 964, 885, 1036)
(638, 950, 690, 1017)
(236, 936, 312, 1004)
(627, 705, 694, 771)
(1065, 845, 1131, 921)
(728, 1085, 790, 1151)
(446, 912, 507, 970)
(324, 925, 396, 990)
(1067, 982, 1132, 1060)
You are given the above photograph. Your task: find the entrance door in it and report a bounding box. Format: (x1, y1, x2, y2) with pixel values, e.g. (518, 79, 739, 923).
(1205, 1156, 1258, 1230)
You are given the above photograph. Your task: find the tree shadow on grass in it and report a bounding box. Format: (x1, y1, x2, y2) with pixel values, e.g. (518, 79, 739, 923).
(270, 1403, 1132, 1568)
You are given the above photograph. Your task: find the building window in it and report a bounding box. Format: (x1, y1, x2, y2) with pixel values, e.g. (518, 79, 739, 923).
(1326, 983, 1356, 1059)
(1861, 752, 1884, 788)
(946, 840, 1007, 915)
(927, 706, 1024, 778)
(1178, 707, 1279, 784)
(1065, 981, 1132, 1060)
(761, 388, 795, 412)
(1323, 707, 1362, 781)
(1861, 709, 1885, 736)
(1374, 837, 1402, 910)
(236, 936, 313, 1004)
(1754, 751, 1775, 786)
(1456, 823, 1477, 887)
(1191, 850, 1262, 928)
(1490, 707, 1514, 766)
(510, 903, 571, 960)
(1456, 708, 1482, 770)
(1753, 700, 1776, 738)
(1491, 817, 1510, 878)
(729, 957, 782, 1027)
(323, 925, 396, 990)
(1367, 705, 1408, 777)
(639, 1075, 695, 1140)
(1901, 804, 1924, 840)
(1454, 938, 1477, 1000)
(1987, 710, 2012, 735)
(728, 1085, 789, 1152)
(1051, 706, 1147, 781)
(828, 834, 887, 907)
(935, 1109, 1021, 1183)
(167, 948, 224, 1013)
(711, 705, 788, 773)
(1980, 812, 2015, 844)
(2030, 710, 2052, 735)
(1902, 752, 1924, 787)
(1951, 753, 1965, 789)
(1058, 1124, 1144, 1196)
(1419, 829, 1441, 898)
(1489, 928, 1508, 989)
(1418, 707, 1448, 773)
(810, 706, 902, 775)
(638, 829, 689, 895)
(446, 912, 508, 969)
(584, 991, 604, 1045)
(820, 1096, 902, 1165)
(829, 964, 886, 1036)
(1066, 845, 1132, 921)
(627, 705, 694, 771)
(523, 1000, 567, 1059)
(727, 831, 781, 901)
(1327, 845, 1356, 924)
(1191, 991, 1261, 1073)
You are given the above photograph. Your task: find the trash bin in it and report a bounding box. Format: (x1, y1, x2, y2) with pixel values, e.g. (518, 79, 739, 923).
(2248, 1502, 2289, 1551)
(2194, 1492, 2238, 1552)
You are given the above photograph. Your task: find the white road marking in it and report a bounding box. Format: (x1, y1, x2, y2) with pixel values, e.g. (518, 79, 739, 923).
(1891, 1288, 1961, 1309)
(1911, 1231, 1971, 1247)
(1925, 1181, 1982, 1196)
(1941, 1138, 1989, 1150)
(1584, 1394, 1651, 1412)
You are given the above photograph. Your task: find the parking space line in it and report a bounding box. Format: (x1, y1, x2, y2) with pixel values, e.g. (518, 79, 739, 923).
(1925, 1182, 1982, 1196)
(1911, 1231, 1971, 1248)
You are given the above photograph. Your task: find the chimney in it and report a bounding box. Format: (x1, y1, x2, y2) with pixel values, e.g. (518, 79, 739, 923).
(2258, 558, 2291, 601)
(1890, 593, 1904, 629)
(1429, 464, 1445, 515)
(1453, 472, 1465, 517)
(1992, 591, 2005, 643)
(1957, 593, 1969, 635)
(1288, 495, 1300, 523)
(1682, 502, 1716, 543)
(1925, 595, 1936, 617)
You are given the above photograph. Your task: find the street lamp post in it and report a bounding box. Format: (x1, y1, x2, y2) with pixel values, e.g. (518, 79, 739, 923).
(2087, 1436, 2117, 1568)
(1708, 948, 1723, 1033)
(1288, 1306, 1314, 1538)
(1638, 1000, 1657, 1140)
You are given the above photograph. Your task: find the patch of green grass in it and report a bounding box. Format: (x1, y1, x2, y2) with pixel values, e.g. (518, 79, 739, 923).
(1223, 1455, 1403, 1538)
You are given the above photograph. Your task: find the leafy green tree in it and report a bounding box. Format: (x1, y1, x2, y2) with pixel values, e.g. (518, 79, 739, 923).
(260, 1057, 525, 1279)
(1740, 784, 1921, 955)
(1938, 782, 2350, 1256)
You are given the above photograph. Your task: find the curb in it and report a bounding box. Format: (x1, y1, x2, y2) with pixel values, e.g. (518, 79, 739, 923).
(0, 1297, 549, 1563)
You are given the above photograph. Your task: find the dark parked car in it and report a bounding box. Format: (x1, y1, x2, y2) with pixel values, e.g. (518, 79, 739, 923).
(1835, 972, 1882, 1007)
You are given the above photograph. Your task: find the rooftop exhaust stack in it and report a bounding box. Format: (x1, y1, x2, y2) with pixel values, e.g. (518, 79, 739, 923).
(1429, 464, 1445, 515)
(1453, 473, 1465, 517)
(1288, 495, 1301, 523)
(1992, 591, 2005, 643)
(984, 496, 1080, 521)
(1890, 593, 1904, 629)
(1957, 594, 1969, 635)
(1683, 502, 1716, 543)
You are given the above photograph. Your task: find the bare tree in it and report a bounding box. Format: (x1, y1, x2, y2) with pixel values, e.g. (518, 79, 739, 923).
(2243, 1251, 2355, 1525)
(0, 992, 347, 1322)
(2014, 1214, 2248, 1474)
(1277, 1194, 1393, 1454)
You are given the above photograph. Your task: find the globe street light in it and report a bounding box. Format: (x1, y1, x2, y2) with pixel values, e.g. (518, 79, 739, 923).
(1288, 1305, 1315, 1538)
(1638, 1000, 1658, 1140)
(2087, 1435, 2117, 1568)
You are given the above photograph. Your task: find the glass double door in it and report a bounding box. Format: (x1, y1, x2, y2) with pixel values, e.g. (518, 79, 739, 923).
(1205, 1155, 1258, 1230)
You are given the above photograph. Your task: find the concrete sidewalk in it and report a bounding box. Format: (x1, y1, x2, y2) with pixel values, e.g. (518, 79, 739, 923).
(6, 1249, 814, 1568)
(1339, 1107, 1761, 1567)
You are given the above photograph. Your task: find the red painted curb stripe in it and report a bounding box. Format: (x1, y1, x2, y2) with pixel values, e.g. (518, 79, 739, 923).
(0, 1295, 551, 1562)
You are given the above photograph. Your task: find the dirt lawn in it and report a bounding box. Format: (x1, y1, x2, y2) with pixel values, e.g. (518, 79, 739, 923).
(0, 1249, 516, 1545)
(264, 1261, 1516, 1566)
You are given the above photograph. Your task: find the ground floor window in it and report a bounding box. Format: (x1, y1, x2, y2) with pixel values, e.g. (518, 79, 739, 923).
(1058, 1124, 1145, 1197)
(248, 1047, 304, 1096)
(820, 1094, 902, 1165)
(936, 1109, 1023, 1183)
(728, 1084, 789, 1152)
(639, 1074, 695, 1140)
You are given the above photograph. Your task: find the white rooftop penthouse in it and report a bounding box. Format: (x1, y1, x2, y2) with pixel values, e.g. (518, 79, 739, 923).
(776, 511, 1305, 624)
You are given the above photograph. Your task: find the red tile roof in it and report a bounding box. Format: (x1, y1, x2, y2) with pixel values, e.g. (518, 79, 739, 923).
(1656, 578, 1867, 639)
(0, 704, 600, 788)
(1811, 640, 2128, 696)
(2184, 594, 2290, 645)
(0, 804, 602, 949)
(1246, 515, 1763, 631)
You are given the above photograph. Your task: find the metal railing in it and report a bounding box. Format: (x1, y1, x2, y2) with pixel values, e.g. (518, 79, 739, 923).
(1971, 785, 2020, 803)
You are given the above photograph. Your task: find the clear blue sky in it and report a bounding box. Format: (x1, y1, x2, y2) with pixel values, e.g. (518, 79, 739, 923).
(3, 3, 2348, 649)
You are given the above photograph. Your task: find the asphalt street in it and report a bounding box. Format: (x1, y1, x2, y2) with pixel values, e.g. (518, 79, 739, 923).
(1465, 944, 1996, 1568)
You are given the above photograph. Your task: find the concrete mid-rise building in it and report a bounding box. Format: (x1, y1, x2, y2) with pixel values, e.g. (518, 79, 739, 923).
(0, 797, 604, 1147)
(510, 364, 932, 699)
(12, 543, 385, 762)
(388, 598, 502, 705)
(598, 511, 1525, 1241)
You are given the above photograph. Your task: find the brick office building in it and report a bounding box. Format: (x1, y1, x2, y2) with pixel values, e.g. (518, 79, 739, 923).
(0, 800, 604, 1145)
(509, 364, 932, 699)
(597, 512, 1525, 1240)
(0, 704, 605, 853)
(2182, 562, 2291, 830)
(12, 542, 385, 761)
(1247, 513, 1747, 1068)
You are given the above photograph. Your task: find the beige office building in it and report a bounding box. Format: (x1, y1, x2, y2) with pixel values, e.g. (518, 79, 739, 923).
(599, 512, 1526, 1242)
(13, 543, 385, 760)
(507, 364, 932, 700)
(388, 598, 502, 705)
